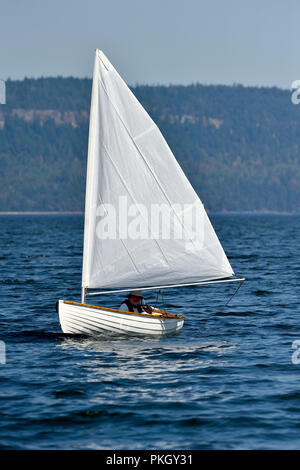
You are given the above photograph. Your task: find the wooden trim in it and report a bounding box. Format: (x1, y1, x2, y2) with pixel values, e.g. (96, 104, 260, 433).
(63, 300, 184, 319)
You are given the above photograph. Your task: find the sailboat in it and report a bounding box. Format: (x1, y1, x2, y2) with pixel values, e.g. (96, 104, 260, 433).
(57, 49, 244, 336)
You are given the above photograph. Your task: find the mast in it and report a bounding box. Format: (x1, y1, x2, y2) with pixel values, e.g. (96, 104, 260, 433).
(81, 287, 86, 304)
(81, 50, 100, 293)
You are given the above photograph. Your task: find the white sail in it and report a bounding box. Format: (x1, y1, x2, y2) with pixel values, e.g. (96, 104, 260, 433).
(82, 49, 234, 290)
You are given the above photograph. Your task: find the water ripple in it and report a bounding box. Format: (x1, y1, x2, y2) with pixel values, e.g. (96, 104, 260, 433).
(0, 214, 300, 449)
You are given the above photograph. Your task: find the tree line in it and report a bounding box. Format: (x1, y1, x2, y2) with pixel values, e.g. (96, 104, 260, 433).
(0, 77, 299, 212)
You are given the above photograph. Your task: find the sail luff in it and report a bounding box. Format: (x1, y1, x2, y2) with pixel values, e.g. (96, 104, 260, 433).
(81, 51, 100, 288)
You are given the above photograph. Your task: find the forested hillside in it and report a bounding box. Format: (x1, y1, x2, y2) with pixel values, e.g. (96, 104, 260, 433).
(0, 77, 299, 212)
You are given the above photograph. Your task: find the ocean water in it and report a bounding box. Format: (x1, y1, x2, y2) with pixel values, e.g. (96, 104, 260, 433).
(0, 214, 299, 450)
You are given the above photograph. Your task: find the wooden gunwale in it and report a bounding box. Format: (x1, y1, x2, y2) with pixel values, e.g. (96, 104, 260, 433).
(63, 300, 184, 319)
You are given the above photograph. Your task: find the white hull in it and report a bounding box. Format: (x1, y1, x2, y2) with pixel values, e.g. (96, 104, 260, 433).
(57, 300, 184, 336)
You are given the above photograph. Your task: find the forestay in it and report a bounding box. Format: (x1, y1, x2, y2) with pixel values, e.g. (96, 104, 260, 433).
(82, 49, 234, 290)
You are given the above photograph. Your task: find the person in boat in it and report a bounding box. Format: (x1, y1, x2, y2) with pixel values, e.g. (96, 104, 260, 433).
(119, 290, 154, 314)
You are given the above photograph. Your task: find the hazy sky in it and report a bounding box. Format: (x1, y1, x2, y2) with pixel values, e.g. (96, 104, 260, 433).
(0, 0, 299, 88)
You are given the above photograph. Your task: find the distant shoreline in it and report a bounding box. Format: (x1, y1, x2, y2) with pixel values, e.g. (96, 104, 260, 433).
(0, 211, 84, 215)
(210, 211, 300, 215)
(0, 211, 299, 215)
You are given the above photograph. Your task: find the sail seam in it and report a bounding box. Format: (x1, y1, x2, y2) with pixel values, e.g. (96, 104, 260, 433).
(101, 142, 171, 268)
(97, 183, 141, 275)
(133, 124, 156, 141)
(98, 77, 203, 253)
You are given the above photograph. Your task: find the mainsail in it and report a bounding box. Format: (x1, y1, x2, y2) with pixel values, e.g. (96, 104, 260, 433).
(82, 49, 234, 290)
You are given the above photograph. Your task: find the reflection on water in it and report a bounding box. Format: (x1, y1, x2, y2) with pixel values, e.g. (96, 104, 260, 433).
(57, 336, 237, 399)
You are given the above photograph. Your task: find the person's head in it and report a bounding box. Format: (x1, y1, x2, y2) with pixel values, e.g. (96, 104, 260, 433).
(128, 290, 143, 306)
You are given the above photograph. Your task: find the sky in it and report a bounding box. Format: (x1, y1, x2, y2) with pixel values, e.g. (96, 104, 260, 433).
(0, 0, 299, 88)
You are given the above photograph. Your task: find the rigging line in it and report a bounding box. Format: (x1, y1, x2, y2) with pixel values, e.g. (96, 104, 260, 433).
(214, 279, 244, 314)
(224, 279, 243, 307)
(154, 289, 164, 309)
(160, 289, 165, 308)
(166, 278, 245, 312)
(155, 289, 159, 308)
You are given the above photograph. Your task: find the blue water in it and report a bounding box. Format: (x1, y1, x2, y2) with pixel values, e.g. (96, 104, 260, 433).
(0, 214, 299, 449)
